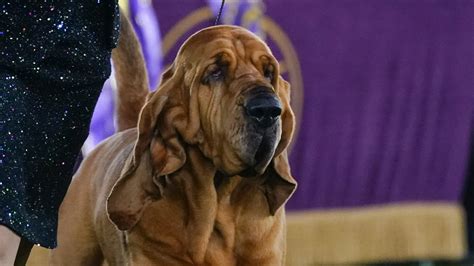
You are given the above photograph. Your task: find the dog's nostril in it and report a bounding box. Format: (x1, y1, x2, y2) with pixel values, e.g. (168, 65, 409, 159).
(247, 104, 282, 119)
(245, 96, 282, 127)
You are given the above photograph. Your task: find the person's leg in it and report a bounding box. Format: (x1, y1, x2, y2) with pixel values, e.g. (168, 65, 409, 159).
(0, 225, 21, 265)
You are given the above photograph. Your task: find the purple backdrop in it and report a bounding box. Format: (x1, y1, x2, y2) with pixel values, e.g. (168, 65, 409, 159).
(280, 1, 474, 210)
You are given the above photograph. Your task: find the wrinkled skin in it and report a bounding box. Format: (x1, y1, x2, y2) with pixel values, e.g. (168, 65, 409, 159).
(185, 30, 283, 176)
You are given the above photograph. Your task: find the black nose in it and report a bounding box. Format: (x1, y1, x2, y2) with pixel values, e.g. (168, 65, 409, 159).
(245, 93, 282, 128)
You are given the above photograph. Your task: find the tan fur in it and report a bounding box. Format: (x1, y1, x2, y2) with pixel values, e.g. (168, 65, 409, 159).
(51, 16, 297, 266)
(112, 14, 148, 131)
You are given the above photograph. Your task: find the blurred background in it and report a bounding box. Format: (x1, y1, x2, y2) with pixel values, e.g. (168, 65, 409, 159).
(29, 0, 474, 265)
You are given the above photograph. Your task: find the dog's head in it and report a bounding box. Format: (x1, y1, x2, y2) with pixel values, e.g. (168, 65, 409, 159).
(107, 26, 297, 230)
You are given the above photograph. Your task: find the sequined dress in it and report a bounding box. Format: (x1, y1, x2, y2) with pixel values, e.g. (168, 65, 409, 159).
(0, 1, 119, 248)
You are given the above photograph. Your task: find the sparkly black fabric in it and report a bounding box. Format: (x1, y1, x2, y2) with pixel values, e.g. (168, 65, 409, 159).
(0, 1, 119, 248)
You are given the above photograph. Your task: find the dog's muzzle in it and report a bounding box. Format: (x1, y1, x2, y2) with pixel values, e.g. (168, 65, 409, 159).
(244, 87, 282, 128)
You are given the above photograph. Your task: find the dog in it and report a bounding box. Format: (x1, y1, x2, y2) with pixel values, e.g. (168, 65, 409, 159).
(50, 14, 297, 266)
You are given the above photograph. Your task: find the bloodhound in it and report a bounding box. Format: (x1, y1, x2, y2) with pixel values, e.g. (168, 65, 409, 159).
(51, 14, 297, 266)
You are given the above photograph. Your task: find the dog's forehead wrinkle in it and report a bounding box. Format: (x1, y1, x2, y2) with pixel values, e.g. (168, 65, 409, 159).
(179, 26, 267, 60)
(234, 39, 246, 59)
(181, 38, 232, 60)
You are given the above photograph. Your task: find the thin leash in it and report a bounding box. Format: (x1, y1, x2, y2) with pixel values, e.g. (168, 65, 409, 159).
(214, 0, 226, 25)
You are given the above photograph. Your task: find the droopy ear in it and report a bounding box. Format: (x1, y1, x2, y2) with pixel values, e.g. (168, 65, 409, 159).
(263, 76, 297, 215)
(107, 67, 187, 230)
(274, 76, 294, 157)
(263, 151, 297, 215)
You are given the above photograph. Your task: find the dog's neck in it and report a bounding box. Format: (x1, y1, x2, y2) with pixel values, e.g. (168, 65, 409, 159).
(151, 145, 219, 264)
(136, 145, 282, 264)
(178, 145, 272, 215)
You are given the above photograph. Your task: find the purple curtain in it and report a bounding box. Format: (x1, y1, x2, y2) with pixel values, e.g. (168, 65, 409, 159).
(130, 0, 162, 89)
(281, 1, 474, 210)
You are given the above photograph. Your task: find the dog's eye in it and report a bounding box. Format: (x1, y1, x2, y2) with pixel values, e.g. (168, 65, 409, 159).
(264, 67, 274, 82)
(263, 65, 275, 82)
(210, 68, 223, 80)
(202, 65, 226, 85)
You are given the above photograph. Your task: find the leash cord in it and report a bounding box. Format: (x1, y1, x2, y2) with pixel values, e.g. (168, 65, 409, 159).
(214, 0, 225, 25)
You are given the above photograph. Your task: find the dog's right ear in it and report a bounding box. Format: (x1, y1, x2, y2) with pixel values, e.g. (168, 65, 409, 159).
(107, 67, 187, 231)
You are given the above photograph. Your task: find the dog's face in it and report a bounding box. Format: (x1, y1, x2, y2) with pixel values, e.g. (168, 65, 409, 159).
(107, 26, 296, 230)
(177, 26, 288, 176)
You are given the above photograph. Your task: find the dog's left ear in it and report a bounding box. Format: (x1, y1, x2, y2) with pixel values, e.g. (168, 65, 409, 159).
(107, 65, 190, 231)
(263, 76, 297, 215)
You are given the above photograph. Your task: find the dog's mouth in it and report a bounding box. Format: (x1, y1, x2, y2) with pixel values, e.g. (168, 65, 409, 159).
(225, 88, 282, 177)
(254, 133, 275, 166)
(239, 129, 279, 177)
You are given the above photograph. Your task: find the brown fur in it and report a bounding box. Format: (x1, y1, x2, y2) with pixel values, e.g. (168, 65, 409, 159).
(113, 14, 149, 131)
(51, 15, 297, 266)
